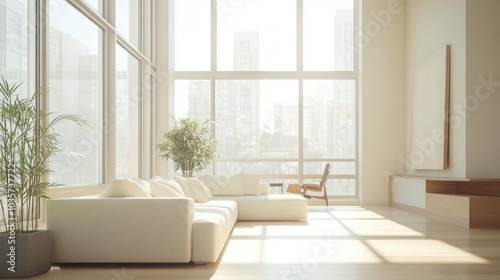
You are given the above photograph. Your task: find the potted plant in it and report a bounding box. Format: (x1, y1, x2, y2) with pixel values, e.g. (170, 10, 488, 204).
(157, 117, 217, 177)
(0, 78, 89, 278)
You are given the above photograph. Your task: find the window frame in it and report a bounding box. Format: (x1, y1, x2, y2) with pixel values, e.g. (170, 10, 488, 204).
(172, 0, 359, 198)
(38, 0, 155, 185)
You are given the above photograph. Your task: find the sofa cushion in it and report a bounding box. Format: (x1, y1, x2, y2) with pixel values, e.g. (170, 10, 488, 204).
(149, 180, 184, 198)
(174, 176, 196, 200)
(192, 200, 238, 263)
(197, 175, 230, 195)
(133, 178, 152, 195)
(217, 173, 244, 196)
(211, 194, 307, 220)
(150, 177, 186, 197)
(186, 178, 213, 203)
(100, 178, 152, 197)
(242, 174, 260, 196)
(260, 183, 270, 195)
(194, 200, 238, 226)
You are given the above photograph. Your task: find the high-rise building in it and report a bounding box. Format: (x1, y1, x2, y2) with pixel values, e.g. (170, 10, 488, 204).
(0, 0, 31, 95)
(189, 31, 261, 160)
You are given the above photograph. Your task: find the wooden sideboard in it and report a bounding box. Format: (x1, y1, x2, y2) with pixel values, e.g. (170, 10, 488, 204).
(389, 176, 500, 229)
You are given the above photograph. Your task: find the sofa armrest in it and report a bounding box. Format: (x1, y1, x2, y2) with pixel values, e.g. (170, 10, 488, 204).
(47, 197, 194, 263)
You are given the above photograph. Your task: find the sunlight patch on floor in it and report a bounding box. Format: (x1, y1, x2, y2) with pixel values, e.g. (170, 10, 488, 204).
(221, 238, 383, 264)
(233, 220, 351, 237)
(339, 219, 425, 237)
(329, 209, 386, 219)
(221, 207, 490, 266)
(367, 239, 490, 264)
(306, 211, 337, 219)
(266, 220, 351, 237)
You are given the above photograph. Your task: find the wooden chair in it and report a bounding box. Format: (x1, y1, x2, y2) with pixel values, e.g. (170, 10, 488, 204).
(287, 163, 330, 206)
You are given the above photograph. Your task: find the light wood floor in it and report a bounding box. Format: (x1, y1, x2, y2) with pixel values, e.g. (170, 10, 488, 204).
(33, 206, 500, 280)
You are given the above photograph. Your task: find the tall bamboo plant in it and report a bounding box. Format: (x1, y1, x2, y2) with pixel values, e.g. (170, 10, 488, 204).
(0, 78, 89, 233)
(158, 117, 217, 177)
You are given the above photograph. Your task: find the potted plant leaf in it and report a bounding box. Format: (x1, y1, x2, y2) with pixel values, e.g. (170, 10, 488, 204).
(0, 78, 89, 278)
(157, 117, 217, 177)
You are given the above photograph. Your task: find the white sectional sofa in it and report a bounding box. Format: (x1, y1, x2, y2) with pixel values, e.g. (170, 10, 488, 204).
(47, 174, 307, 264)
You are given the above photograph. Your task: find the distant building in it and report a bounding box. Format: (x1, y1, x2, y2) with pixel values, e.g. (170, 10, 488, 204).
(0, 1, 30, 95)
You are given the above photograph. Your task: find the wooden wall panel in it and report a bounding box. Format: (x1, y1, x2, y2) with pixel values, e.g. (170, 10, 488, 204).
(470, 197, 500, 228)
(426, 180, 458, 194)
(457, 181, 500, 197)
(426, 193, 470, 228)
(390, 176, 500, 229)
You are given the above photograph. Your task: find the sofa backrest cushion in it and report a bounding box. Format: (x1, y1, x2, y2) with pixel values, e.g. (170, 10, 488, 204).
(259, 183, 270, 195)
(197, 175, 230, 195)
(197, 173, 261, 196)
(150, 177, 186, 196)
(100, 177, 152, 197)
(149, 180, 184, 197)
(242, 174, 260, 196)
(186, 178, 213, 203)
(133, 178, 152, 195)
(216, 173, 244, 196)
(174, 176, 197, 200)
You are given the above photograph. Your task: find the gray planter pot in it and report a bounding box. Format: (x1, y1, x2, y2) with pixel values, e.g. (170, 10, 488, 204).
(0, 230, 51, 278)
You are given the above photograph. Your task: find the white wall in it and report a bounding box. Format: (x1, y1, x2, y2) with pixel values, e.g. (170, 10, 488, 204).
(359, 0, 406, 205)
(352, 0, 500, 205)
(405, 0, 500, 179)
(405, 0, 466, 178)
(465, 0, 500, 178)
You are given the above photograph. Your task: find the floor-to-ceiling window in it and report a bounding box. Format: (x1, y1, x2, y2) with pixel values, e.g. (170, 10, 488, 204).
(47, 0, 103, 185)
(173, 0, 358, 197)
(0, 0, 35, 97)
(115, 44, 141, 178)
(0, 0, 37, 225)
(43, 0, 154, 185)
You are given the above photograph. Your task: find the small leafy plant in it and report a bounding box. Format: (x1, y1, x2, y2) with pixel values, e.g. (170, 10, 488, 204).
(157, 117, 217, 177)
(0, 78, 89, 233)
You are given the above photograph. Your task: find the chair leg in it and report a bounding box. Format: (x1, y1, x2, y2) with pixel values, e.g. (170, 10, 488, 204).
(302, 191, 329, 206)
(301, 188, 308, 197)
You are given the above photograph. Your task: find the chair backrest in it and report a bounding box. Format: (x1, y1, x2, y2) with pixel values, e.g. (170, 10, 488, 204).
(317, 163, 330, 191)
